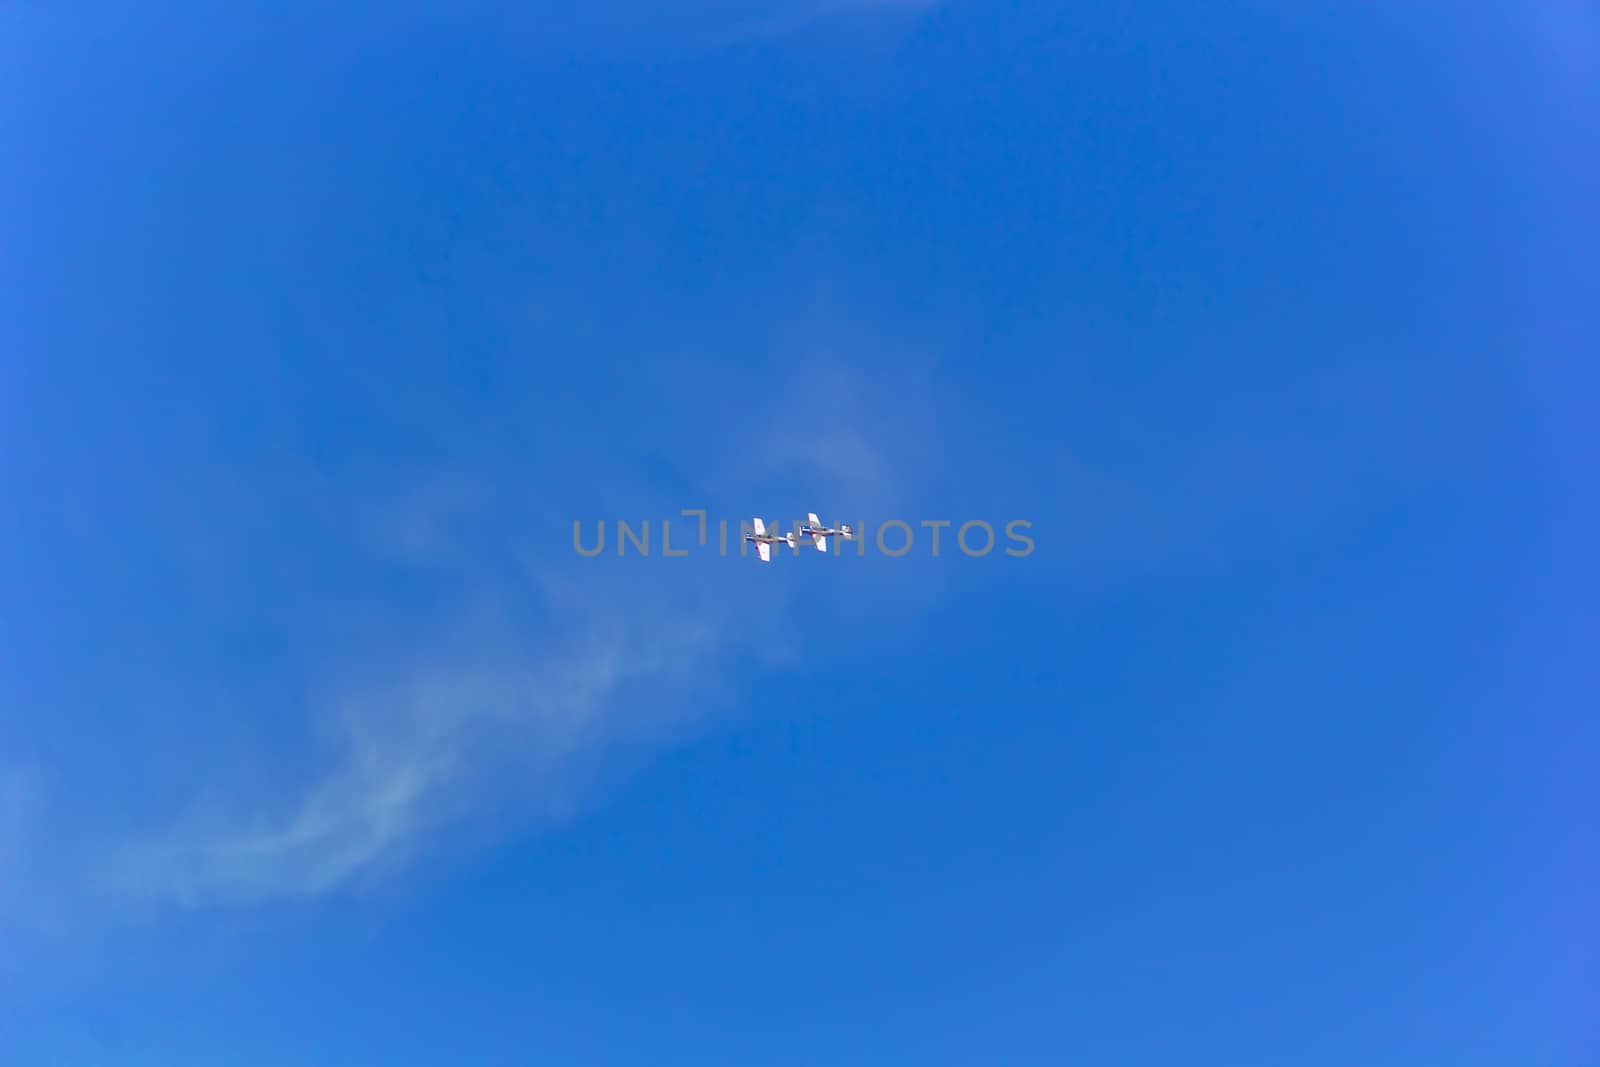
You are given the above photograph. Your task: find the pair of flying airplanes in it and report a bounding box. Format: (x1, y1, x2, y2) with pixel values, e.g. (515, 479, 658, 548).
(744, 513, 855, 562)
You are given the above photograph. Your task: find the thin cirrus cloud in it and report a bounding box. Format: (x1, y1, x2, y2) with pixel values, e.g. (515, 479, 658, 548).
(111, 593, 738, 906)
(99, 361, 924, 911)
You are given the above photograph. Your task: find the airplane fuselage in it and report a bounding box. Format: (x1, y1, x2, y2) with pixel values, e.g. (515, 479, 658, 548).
(745, 515, 846, 561)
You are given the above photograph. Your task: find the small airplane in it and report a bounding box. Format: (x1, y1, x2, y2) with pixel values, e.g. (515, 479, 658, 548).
(799, 512, 855, 552)
(744, 517, 798, 562)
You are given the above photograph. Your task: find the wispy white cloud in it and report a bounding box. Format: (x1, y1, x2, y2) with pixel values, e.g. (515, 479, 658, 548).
(131, 648, 640, 900)
(98, 366, 910, 908)
(4, 334, 942, 917)
(683, 348, 944, 522)
(759, 369, 901, 502)
(107, 549, 769, 908)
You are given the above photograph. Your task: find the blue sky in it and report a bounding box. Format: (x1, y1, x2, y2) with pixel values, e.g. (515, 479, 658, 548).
(2, 1, 1596, 1063)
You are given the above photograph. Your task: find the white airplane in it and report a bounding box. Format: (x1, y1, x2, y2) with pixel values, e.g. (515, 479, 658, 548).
(798, 512, 855, 551)
(744, 517, 798, 562)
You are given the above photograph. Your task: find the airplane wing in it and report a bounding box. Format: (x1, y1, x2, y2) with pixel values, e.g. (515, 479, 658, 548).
(752, 517, 766, 536)
(812, 530, 827, 551)
(757, 541, 771, 563)
(807, 512, 822, 527)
